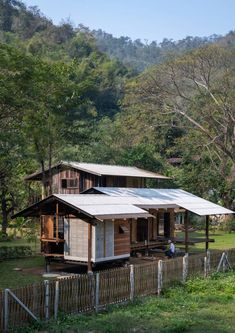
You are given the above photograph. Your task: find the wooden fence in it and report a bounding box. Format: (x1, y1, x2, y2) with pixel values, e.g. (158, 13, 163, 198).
(1, 248, 235, 332)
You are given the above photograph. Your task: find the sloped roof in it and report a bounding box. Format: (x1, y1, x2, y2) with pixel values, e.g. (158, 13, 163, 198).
(25, 161, 169, 180)
(12, 194, 153, 221)
(84, 187, 234, 216)
(12, 188, 234, 220)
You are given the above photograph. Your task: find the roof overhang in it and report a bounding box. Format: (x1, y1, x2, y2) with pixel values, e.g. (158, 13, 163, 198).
(25, 161, 170, 181)
(84, 187, 235, 217)
(12, 194, 152, 221)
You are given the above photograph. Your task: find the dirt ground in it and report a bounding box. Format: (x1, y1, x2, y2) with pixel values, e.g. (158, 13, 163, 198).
(22, 253, 167, 278)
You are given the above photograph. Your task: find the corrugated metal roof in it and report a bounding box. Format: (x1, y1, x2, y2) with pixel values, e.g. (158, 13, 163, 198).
(13, 188, 234, 220)
(62, 161, 169, 179)
(54, 194, 152, 220)
(25, 161, 169, 180)
(87, 188, 234, 216)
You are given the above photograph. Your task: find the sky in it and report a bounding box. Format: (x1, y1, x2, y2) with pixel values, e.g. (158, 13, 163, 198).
(22, 0, 235, 42)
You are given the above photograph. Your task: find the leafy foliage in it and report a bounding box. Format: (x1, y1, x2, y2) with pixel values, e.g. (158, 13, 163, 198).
(0, 0, 235, 233)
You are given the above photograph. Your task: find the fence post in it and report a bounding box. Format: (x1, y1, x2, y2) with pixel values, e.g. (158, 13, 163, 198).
(182, 253, 189, 283)
(217, 252, 225, 272)
(206, 250, 210, 274)
(44, 280, 50, 320)
(222, 252, 226, 272)
(204, 256, 208, 277)
(157, 260, 163, 296)
(54, 281, 59, 320)
(130, 265, 134, 301)
(4, 289, 9, 333)
(95, 273, 100, 312)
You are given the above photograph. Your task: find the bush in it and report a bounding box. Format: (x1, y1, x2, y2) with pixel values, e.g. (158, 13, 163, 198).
(217, 219, 235, 233)
(0, 231, 14, 242)
(0, 246, 32, 260)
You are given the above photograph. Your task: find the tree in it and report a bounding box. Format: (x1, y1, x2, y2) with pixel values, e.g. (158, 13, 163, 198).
(134, 45, 235, 208)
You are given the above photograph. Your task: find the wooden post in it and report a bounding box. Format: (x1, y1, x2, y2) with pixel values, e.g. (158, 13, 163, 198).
(205, 215, 209, 251)
(130, 264, 134, 301)
(157, 260, 163, 296)
(204, 256, 208, 277)
(184, 210, 189, 253)
(54, 281, 59, 320)
(95, 273, 100, 312)
(45, 257, 50, 273)
(103, 221, 106, 258)
(88, 223, 92, 273)
(147, 218, 150, 245)
(4, 289, 8, 333)
(206, 250, 210, 274)
(56, 203, 59, 241)
(44, 280, 49, 320)
(182, 253, 189, 283)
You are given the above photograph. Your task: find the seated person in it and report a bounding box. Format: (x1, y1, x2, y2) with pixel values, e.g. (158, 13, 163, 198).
(165, 240, 175, 258)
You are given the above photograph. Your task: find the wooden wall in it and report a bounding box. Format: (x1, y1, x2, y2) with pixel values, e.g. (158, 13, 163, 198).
(51, 168, 101, 194)
(44, 167, 149, 196)
(41, 215, 54, 239)
(114, 220, 130, 256)
(52, 168, 81, 194)
(130, 209, 175, 243)
(105, 176, 145, 188)
(126, 177, 145, 188)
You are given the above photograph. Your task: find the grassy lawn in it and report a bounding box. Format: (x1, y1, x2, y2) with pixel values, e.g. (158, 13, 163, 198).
(176, 230, 235, 252)
(0, 231, 234, 289)
(14, 270, 235, 333)
(0, 237, 40, 253)
(0, 256, 45, 289)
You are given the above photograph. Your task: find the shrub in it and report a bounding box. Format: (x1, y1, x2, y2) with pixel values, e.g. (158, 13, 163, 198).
(0, 231, 14, 242)
(0, 246, 32, 260)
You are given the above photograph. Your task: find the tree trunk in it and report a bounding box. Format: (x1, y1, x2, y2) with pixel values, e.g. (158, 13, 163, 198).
(48, 142, 53, 195)
(1, 194, 8, 235)
(41, 160, 47, 199)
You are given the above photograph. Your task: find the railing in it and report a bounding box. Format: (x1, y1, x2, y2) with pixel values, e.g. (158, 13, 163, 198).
(1, 248, 235, 332)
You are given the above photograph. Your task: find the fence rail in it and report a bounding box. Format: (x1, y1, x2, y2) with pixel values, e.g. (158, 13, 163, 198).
(1, 248, 235, 332)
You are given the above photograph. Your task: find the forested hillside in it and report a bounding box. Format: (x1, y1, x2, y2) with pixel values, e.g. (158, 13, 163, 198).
(0, 0, 235, 233)
(92, 29, 220, 72)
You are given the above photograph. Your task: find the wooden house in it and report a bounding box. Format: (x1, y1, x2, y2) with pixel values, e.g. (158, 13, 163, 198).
(13, 180, 234, 271)
(25, 161, 169, 200)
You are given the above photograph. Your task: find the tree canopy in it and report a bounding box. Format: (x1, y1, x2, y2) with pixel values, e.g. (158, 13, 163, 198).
(0, 0, 235, 233)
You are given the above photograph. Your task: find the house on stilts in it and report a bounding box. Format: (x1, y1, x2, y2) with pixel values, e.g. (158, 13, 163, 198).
(12, 161, 234, 272)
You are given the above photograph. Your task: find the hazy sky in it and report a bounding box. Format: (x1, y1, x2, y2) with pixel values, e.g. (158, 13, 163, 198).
(22, 0, 235, 42)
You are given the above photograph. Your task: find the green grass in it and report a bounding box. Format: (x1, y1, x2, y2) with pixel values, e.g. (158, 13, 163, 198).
(14, 270, 235, 333)
(0, 256, 44, 289)
(0, 237, 40, 253)
(177, 230, 235, 252)
(0, 231, 234, 289)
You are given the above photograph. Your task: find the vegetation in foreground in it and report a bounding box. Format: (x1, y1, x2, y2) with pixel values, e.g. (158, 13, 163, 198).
(13, 270, 235, 333)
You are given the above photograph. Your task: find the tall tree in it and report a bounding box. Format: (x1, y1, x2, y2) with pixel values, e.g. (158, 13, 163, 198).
(132, 45, 235, 208)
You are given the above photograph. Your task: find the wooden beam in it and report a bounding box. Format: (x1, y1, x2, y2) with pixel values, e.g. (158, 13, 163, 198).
(88, 223, 92, 273)
(205, 215, 209, 251)
(56, 203, 59, 241)
(147, 218, 150, 245)
(184, 210, 189, 253)
(103, 221, 106, 257)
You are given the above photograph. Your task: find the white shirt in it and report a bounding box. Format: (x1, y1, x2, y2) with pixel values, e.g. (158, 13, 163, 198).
(170, 242, 175, 253)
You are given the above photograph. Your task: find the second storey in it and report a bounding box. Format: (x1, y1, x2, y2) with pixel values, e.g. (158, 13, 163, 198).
(25, 161, 170, 199)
